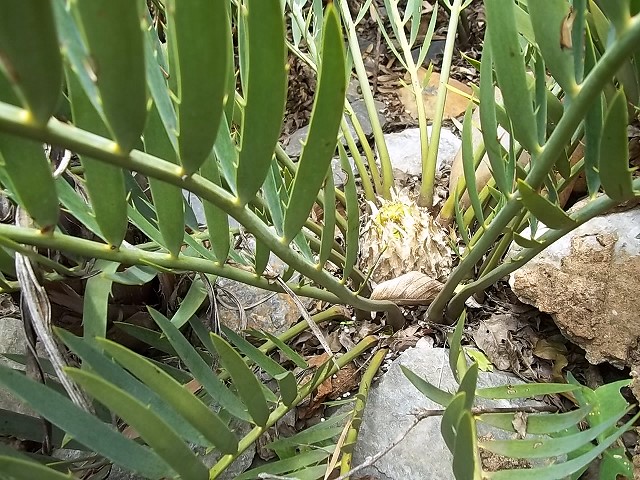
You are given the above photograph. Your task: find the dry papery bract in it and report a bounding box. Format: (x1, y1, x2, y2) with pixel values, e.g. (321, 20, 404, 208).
(359, 190, 453, 284)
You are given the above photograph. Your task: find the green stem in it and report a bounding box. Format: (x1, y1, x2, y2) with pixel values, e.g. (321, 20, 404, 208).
(464, 201, 496, 252)
(274, 144, 350, 237)
(418, 0, 465, 207)
(0, 103, 399, 316)
(385, 0, 432, 204)
(439, 140, 487, 225)
(462, 185, 492, 233)
(303, 231, 371, 296)
(339, 348, 387, 478)
(341, 116, 377, 201)
(257, 305, 349, 354)
(208, 335, 378, 479)
(476, 210, 526, 276)
(0, 223, 340, 302)
(428, 15, 640, 323)
(212, 306, 349, 385)
(445, 181, 640, 318)
(0, 235, 79, 277)
(285, 38, 382, 200)
(0, 272, 67, 293)
(344, 102, 383, 192)
(338, 1, 393, 199)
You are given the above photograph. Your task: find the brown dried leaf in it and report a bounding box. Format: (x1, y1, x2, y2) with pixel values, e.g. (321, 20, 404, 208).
(389, 324, 421, 352)
(473, 314, 537, 372)
(533, 338, 568, 361)
(560, 7, 575, 49)
(512, 412, 528, 439)
(370, 272, 443, 306)
(398, 70, 473, 120)
(298, 355, 360, 419)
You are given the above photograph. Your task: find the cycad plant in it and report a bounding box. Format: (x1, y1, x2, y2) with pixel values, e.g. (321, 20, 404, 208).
(426, 0, 640, 322)
(0, 306, 374, 478)
(0, 0, 639, 478)
(343, 0, 640, 322)
(0, 1, 393, 477)
(402, 312, 639, 479)
(289, 0, 640, 325)
(0, 0, 405, 328)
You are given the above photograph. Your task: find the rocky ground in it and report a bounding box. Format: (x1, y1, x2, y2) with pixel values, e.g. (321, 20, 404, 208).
(1, 1, 639, 478)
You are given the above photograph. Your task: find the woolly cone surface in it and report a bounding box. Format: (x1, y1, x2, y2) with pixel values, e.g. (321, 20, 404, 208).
(359, 191, 453, 284)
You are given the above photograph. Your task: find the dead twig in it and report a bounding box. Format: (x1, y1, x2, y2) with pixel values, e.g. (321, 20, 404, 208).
(15, 209, 93, 414)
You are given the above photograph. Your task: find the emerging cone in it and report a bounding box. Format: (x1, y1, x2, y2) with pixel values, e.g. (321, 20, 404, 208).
(359, 191, 453, 284)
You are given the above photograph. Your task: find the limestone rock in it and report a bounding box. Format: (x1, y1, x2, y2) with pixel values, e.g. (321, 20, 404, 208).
(285, 99, 387, 157)
(353, 346, 545, 479)
(509, 207, 640, 368)
(382, 127, 461, 184)
(217, 240, 311, 335)
(330, 156, 359, 188)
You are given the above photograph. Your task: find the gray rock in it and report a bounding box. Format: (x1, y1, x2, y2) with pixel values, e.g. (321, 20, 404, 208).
(331, 157, 359, 187)
(216, 238, 311, 335)
(0, 300, 40, 416)
(509, 206, 640, 367)
(411, 40, 447, 67)
(216, 277, 310, 335)
(285, 100, 387, 157)
(353, 346, 545, 479)
(346, 78, 362, 102)
(348, 99, 387, 139)
(383, 127, 461, 182)
(107, 466, 141, 480)
(284, 126, 310, 157)
(183, 191, 241, 229)
(331, 158, 349, 187)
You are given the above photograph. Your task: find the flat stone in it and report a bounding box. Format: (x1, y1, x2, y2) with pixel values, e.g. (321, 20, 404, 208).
(411, 40, 446, 67)
(383, 127, 461, 182)
(163, 205, 310, 336)
(346, 78, 362, 102)
(191, 420, 255, 479)
(353, 346, 545, 479)
(348, 99, 387, 139)
(216, 239, 311, 335)
(284, 126, 310, 157)
(331, 156, 359, 187)
(509, 206, 640, 368)
(216, 278, 310, 335)
(107, 466, 141, 480)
